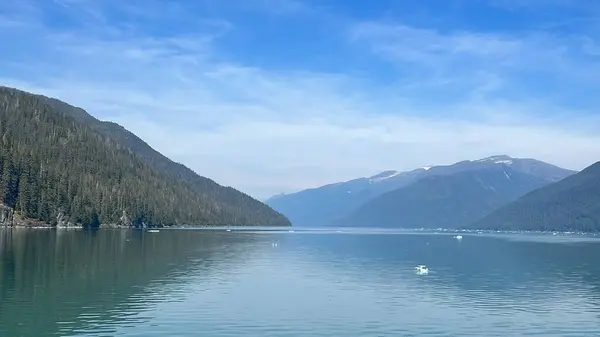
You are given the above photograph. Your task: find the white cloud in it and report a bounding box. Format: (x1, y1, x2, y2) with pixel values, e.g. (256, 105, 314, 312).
(348, 21, 586, 82)
(1, 0, 600, 199)
(349, 23, 524, 61)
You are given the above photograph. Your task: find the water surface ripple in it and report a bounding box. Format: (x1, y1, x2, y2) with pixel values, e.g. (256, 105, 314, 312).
(1, 228, 600, 336)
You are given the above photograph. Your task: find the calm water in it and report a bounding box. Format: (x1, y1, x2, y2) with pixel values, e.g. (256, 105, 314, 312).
(2, 228, 600, 336)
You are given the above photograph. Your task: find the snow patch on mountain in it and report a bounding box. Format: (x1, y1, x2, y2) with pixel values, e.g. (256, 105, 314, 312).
(368, 170, 403, 182)
(474, 155, 514, 165)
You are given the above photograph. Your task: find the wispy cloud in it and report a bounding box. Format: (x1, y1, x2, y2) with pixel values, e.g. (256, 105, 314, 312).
(350, 23, 523, 61)
(1, 0, 600, 198)
(349, 18, 600, 112)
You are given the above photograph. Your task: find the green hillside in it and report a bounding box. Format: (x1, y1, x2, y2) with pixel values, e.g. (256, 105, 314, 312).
(0, 87, 290, 227)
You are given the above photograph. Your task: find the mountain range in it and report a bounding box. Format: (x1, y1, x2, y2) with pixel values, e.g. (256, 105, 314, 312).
(0, 86, 290, 227)
(341, 164, 564, 229)
(267, 155, 577, 228)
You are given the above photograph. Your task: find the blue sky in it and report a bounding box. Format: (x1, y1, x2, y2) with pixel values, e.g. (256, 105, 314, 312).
(1, 0, 600, 198)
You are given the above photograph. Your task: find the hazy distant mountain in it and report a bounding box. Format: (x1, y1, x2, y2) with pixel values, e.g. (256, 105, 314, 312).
(267, 155, 576, 227)
(340, 165, 559, 229)
(472, 161, 600, 231)
(266, 167, 431, 227)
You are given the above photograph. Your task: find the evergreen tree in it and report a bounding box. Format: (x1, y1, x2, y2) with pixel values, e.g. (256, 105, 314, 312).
(0, 86, 290, 227)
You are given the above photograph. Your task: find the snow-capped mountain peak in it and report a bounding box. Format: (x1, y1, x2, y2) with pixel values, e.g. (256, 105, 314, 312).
(474, 155, 514, 165)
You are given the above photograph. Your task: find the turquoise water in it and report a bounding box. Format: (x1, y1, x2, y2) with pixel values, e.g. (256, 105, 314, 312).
(2, 228, 600, 336)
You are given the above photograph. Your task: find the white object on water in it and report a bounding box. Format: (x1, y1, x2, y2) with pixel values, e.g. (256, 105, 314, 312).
(454, 235, 463, 240)
(226, 229, 231, 232)
(415, 265, 429, 275)
(147, 229, 160, 233)
(271, 242, 279, 247)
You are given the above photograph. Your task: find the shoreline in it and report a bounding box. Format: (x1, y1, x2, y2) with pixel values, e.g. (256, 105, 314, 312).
(0, 226, 597, 235)
(0, 224, 293, 229)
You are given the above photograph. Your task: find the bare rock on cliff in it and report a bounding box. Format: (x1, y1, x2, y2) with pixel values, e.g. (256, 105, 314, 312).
(118, 210, 133, 227)
(0, 204, 15, 226)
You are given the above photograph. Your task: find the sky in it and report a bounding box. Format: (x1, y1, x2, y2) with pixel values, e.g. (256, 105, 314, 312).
(1, 0, 600, 199)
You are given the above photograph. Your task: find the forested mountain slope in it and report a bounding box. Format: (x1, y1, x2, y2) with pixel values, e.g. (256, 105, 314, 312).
(0, 86, 290, 227)
(472, 161, 600, 231)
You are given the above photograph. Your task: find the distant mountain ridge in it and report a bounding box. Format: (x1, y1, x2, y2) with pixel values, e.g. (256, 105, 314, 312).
(340, 164, 559, 228)
(471, 161, 600, 231)
(266, 155, 576, 227)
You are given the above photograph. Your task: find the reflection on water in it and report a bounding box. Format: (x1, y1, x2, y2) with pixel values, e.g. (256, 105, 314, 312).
(0, 229, 268, 337)
(2, 228, 600, 336)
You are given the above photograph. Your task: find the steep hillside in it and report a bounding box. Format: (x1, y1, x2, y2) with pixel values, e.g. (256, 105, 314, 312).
(0, 86, 290, 227)
(340, 165, 554, 229)
(472, 161, 600, 231)
(268, 155, 575, 226)
(35, 90, 288, 226)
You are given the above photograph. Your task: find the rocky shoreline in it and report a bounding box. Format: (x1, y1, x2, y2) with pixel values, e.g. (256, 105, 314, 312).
(0, 204, 150, 229)
(0, 204, 278, 229)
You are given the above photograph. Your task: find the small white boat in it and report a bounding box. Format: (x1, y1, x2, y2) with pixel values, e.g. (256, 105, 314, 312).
(454, 235, 463, 240)
(415, 265, 429, 275)
(147, 229, 160, 233)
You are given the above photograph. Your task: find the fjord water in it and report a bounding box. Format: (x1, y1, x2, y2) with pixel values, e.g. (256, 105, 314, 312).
(2, 229, 600, 336)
